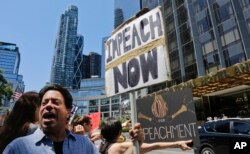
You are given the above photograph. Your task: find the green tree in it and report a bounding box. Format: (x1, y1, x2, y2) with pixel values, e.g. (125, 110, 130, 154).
(0, 70, 13, 106)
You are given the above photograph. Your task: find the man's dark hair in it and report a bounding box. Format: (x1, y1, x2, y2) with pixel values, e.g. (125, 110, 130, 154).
(39, 84, 72, 109)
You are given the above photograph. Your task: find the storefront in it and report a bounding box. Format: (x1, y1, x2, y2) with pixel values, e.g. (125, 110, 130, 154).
(165, 60, 250, 120)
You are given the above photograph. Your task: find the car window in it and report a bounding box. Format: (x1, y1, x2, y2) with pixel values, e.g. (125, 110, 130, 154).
(215, 121, 230, 133)
(204, 122, 215, 132)
(233, 122, 250, 135)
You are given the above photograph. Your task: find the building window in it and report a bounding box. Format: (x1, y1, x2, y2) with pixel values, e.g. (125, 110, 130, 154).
(184, 53, 195, 66)
(89, 100, 98, 106)
(89, 107, 98, 113)
(194, 0, 208, 13)
(176, 0, 184, 8)
(171, 70, 182, 84)
(177, 5, 188, 25)
(204, 52, 219, 73)
(163, 0, 173, 16)
(179, 23, 191, 44)
(202, 40, 216, 54)
(168, 32, 177, 50)
(241, 0, 250, 8)
(223, 42, 245, 66)
(101, 105, 110, 112)
(112, 104, 119, 111)
(213, 2, 233, 24)
(170, 59, 180, 71)
(101, 99, 109, 105)
(221, 28, 240, 47)
(166, 15, 175, 33)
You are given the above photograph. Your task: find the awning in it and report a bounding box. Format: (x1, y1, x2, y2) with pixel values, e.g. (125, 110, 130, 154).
(166, 60, 250, 97)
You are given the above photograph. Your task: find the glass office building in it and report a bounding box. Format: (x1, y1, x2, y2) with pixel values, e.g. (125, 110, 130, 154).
(141, 0, 161, 9)
(0, 42, 25, 106)
(50, 5, 78, 88)
(156, 0, 250, 119)
(114, 0, 140, 28)
(70, 77, 122, 118)
(81, 52, 101, 79)
(72, 35, 84, 89)
(160, 0, 250, 85)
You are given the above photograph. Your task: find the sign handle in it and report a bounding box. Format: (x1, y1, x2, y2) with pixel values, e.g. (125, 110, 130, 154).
(130, 91, 140, 154)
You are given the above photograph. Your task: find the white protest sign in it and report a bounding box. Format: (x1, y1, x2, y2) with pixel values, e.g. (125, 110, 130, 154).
(105, 7, 170, 97)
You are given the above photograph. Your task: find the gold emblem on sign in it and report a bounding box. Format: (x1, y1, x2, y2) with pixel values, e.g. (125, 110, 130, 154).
(151, 94, 168, 118)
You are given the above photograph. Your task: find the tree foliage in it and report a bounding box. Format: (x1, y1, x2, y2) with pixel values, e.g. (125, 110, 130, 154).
(0, 70, 13, 105)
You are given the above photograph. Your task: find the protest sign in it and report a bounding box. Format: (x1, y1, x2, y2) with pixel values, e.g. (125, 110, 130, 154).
(137, 88, 200, 147)
(105, 7, 170, 97)
(88, 112, 101, 131)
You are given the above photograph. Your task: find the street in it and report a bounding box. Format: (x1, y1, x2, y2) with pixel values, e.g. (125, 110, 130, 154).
(147, 148, 194, 154)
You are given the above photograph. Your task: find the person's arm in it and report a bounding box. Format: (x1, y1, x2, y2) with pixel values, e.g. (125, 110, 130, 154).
(108, 123, 144, 154)
(90, 132, 101, 142)
(108, 142, 132, 154)
(141, 140, 193, 153)
(124, 145, 134, 154)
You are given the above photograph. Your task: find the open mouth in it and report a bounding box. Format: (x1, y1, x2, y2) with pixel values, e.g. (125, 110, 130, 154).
(43, 112, 56, 119)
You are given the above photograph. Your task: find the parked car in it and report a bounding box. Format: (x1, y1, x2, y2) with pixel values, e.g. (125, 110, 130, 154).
(194, 118, 250, 154)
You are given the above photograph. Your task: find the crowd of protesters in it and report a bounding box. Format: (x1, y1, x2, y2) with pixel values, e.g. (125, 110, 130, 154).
(0, 84, 193, 154)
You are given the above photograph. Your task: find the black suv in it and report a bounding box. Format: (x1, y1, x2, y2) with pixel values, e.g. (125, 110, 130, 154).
(194, 118, 250, 154)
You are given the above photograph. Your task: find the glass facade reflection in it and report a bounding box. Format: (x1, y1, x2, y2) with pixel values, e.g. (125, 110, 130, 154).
(160, 0, 250, 85)
(50, 5, 78, 88)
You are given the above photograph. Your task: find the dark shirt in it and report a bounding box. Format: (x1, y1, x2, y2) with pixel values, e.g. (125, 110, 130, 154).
(54, 141, 63, 154)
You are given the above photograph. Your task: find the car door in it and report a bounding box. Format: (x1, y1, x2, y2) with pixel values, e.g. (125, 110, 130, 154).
(213, 120, 231, 154)
(231, 121, 250, 150)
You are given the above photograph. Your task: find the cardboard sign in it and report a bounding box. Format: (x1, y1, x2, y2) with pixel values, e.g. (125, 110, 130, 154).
(69, 104, 78, 124)
(136, 89, 200, 147)
(88, 112, 101, 131)
(105, 7, 169, 96)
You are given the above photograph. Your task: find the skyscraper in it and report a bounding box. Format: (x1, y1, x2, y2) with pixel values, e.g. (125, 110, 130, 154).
(89, 52, 101, 77)
(0, 41, 25, 105)
(114, 8, 124, 28)
(161, 0, 250, 84)
(81, 52, 101, 79)
(114, 0, 140, 28)
(72, 35, 84, 89)
(81, 54, 90, 79)
(50, 5, 78, 88)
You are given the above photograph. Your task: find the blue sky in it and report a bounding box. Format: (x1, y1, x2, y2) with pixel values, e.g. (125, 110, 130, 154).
(0, 0, 114, 92)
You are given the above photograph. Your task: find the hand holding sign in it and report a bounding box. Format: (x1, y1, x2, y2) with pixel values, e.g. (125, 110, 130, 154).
(136, 89, 200, 147)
